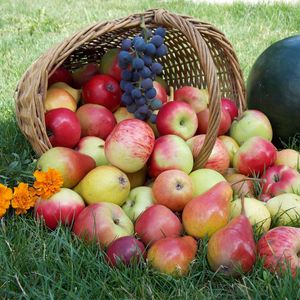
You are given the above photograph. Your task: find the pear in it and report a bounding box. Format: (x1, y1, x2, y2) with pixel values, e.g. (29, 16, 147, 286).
(147, 236, 197, 277)
(49, 82, 81, 104)
(74, 165, 130, 206)
(266, 193, 300, 226)
(230, 197, 271, 233)
(182, 181, 232, 238)
(207, 198, 256, 276)
(37, 147, 96, 188)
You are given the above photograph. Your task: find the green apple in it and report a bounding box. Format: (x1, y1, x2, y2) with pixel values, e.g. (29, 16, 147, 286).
(122, 186, 154, 221)
(230, 109, 273, 145)
(266, 193, 300, 226)
(230, 197, 271, 234)
(76, 136, 108, 166)
(189, 168, 226, 197)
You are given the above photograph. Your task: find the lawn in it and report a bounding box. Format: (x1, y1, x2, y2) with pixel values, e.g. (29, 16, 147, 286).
(1, 0, 300, 299)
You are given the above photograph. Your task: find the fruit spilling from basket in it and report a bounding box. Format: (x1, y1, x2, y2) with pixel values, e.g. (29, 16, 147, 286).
(5, 23, 300, 279)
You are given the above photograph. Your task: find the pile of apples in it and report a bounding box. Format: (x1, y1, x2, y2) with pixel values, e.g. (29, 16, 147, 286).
(35, 47, 300, 277)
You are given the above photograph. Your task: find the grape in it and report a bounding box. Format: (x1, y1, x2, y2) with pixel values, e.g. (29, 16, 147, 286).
(145, 43, 156, 56)
(121, 70, 132, 81)
(141, 55, 153, 67)
(134, 111, 146, 120)
(118, 50, 132, 68)
(121, 94, 133, 105)
(120, 80, 128, 91)
(124, 82, 134, 94)
(137, 104, 149, 114)
(131, 88, 142, 99)
(141, 66, 151, 79)
(151, 62, 163, 75)
(127, 103, 137, 113)
(145, 88, 157, 99)
(151, 35, 164, 47)
(135, 96, 146, 106)
(141, 78, 153, 90)
(132, 71, 140, 82)
(149, 113, 157, 124)
(132, 58, 144, 70)
(144, 29, 153, 39)
(154, 27, 166, 38)
(121, 39, 132, 50)
(134, 37, 146, 52)
(150, 99, 162, 110)
(156, 44, 168, 57)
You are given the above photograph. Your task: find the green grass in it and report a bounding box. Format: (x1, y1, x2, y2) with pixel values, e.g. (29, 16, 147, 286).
(1, 0, 300, 298)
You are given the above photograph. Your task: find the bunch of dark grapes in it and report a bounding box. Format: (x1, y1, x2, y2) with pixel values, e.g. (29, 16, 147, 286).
(118, 26, 168, 122)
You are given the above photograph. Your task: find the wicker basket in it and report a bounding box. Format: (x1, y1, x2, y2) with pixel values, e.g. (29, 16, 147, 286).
(15, 9, 246, 170)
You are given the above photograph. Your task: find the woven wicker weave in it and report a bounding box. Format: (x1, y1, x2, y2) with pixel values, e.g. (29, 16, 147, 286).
(15, 9, 246, 170)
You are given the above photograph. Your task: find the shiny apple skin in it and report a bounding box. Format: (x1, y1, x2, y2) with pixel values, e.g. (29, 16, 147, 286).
(82, 74, 122, 112)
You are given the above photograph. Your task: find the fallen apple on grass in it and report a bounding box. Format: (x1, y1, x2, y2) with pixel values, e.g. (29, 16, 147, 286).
(135, 204, 183, 246)
(35, 188, 85, 230)
(275, 149, 300, 170)
(72, 202, 134, 248)
(147, 236, 197, 277)
(257, 226, 300, 277)
(106, 236, 146, 267)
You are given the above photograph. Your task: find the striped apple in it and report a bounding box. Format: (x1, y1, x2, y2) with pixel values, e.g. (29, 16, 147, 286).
(105, 119, 155, 173)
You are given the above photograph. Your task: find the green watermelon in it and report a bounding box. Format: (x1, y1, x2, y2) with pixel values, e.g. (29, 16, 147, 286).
(247, 35, 300, 147)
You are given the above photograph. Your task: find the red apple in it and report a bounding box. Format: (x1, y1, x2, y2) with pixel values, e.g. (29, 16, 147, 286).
(35, 188, 85, 230)
(174, 86, 208, 113)
(225, 173, 255, 199)
(260, 165, 300, 197)
(72, 202, 134, 248)
(45, 108, 81, 148)
(82, 74, 121, 112)
(147, 236, 197, 277)
(257, 226, 300, 277)
(44, 88, 77, 112)
(152, 170, 194, 212)
(156, 101, 198, 140)
(105, 119, 155, 173)
(148, 134, 194, 178)
(187, 135, 230, 174)
(221, 98, 239, 121)
(48, 66, 73, 87)
(233, 136, 277, 176)
(106, 236, 146, 267)
(71, 63, 100, 88)
(99, 48, 122, 82)
(153, 81, 168, 104)
(197, 106, 232, 136)
(76, 104, 116, 139)
(135, 204, 183, 246)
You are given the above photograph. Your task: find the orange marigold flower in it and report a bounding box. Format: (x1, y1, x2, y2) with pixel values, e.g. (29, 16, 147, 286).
(33, 168, 63, 199)
(11, 183, 38, 215)
(0, 183, 13, 218)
